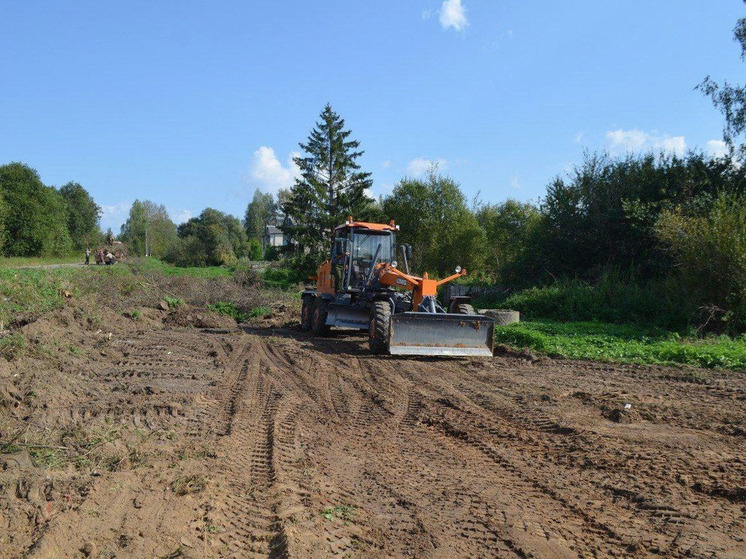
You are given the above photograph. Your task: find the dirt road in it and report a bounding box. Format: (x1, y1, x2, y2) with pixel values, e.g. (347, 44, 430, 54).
(1, 310, 744, 558)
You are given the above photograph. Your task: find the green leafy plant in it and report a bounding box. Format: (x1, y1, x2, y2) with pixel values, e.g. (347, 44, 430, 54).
(321, 504, 357, 523)
(494, 321, 746, 370)
(249, 306, 271, 318)
(165, 296, 184, 308)
(208, 301, 249, 322)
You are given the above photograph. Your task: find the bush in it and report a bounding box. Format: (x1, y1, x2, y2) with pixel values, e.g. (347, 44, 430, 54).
(263, 265, 302, 289)
(657, 191, 746, 332)
(475, 274, 697, 331)
(247, 239, 262, 261)
(230, 260, 261, 287)
(208, 301, 249, 322)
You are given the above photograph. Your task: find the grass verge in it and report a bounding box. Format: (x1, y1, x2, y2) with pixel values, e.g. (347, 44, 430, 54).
(0, 256, 83, 268)
(128, 257, 231, 278)
(494, 321, 746, 370)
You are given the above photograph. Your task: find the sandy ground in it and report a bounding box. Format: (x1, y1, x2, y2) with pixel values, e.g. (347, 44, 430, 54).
(1, 305, 744, 558)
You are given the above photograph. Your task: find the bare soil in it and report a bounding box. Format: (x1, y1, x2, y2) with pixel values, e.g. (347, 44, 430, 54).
(1, 303, 744, 558)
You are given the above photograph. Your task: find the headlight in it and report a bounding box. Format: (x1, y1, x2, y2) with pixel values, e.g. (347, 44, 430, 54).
(391, 260, 398, 268)
(455, 266, 462, 273)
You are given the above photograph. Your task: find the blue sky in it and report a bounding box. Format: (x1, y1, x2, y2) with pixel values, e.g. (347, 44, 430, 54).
(1, 1, 744, 231)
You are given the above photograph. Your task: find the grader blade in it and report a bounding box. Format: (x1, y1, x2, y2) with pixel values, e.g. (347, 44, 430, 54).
(389, 312, 494, 357)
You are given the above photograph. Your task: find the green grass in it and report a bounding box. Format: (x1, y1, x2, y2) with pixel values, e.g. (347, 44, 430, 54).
(262, 267, 297, 289)
(249, 306, 271, 318)
(494, 321, 746, 370)
(0, 256, 82, 268)
(128, 257, 232, 278)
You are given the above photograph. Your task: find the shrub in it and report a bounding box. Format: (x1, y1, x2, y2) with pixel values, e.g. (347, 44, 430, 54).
(263, 266, 299, 289)
(657, 191, 746, 332)
(475, 274, 696, 331)
(208, 301, 249, 322)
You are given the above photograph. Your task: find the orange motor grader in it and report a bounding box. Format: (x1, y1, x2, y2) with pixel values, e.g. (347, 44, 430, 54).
(300, 219, 494, 356)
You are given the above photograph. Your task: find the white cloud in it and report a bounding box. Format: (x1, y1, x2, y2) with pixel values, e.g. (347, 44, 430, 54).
(509, 175, 522, 189)
(249, 146, 301, 194)
(605, 129, 687, 156)
(170, 209, 192, 224)
(381, 160, 392, 169)
(439, 0, 468, 32)
(605, 129, 649, 153)
(575, 132, 584, 144)
(707, 139, 728, 158)
(99, 201, 131, 231)
(406, 157, 448, 176)
(655, 135, 686, 155)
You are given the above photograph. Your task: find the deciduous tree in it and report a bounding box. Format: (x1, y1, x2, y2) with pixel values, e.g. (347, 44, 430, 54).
(59, 181, 101, 249)
(699, 14, 746, 160)
(382, 170, 486, 277)
(0, 162, 71, 256)
(168, 208, 248, 266)
(243, 190, 277, 240)
(120, 200, 177, 257)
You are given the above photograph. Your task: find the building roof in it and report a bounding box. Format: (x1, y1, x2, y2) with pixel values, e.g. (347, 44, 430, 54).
(265, 225, 282, 235)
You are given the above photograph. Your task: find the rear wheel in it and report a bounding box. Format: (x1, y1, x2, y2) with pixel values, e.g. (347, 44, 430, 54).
(369, 301, 391, 355)
(454, 303, 476, 315)
(312, 299, 330, 335)
(300, 297, 314, 331)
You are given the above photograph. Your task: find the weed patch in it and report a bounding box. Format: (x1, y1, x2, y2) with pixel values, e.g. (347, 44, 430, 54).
(321, 504, 357, 523)
(494, 321, 746, 370)
(249, 306, 271, 318)
(208, 301, 249, 322)
(0, 332, 26, 360)
(171, 474, 207, 496)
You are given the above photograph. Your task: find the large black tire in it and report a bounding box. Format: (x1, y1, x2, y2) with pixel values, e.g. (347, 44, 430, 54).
(454, 303, 476, 315)
(368, 301, 391, 355)
(312, 299, 330, 335)
(300, 297, 314, 331)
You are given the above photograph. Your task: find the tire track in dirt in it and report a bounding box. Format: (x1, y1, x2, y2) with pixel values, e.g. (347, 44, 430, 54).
(351, 358, 603, 557)
(207, 338, 315, 558)
(450, 363, 746, 543)
(399, 359, 743, 557)
(212, 344, 289, 558)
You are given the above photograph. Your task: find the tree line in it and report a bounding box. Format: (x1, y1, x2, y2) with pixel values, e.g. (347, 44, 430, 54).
(0, 162, 102, 256)
(4, 11, 744, 330)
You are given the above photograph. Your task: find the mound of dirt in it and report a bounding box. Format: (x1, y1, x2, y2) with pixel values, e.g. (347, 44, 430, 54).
(162, 306, 237, 329)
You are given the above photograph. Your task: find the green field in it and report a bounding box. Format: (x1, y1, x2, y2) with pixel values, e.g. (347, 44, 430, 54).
(494, 320, 746, 370)
(0, 256, 83, 268)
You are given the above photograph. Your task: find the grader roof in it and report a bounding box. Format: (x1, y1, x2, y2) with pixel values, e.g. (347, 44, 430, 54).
(334, 220, 397, 232)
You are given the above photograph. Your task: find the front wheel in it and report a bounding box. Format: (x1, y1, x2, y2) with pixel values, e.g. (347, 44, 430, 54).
(312, 299, 330, 335)
(368, 301, 391, 355)
(300, 297, 314, 331)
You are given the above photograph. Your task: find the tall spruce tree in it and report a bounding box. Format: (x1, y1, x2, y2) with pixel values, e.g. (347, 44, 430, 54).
(282, 104, 374, 255)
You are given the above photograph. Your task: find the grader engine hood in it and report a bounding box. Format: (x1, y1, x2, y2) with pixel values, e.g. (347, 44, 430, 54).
(389, 312, 494, 357)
